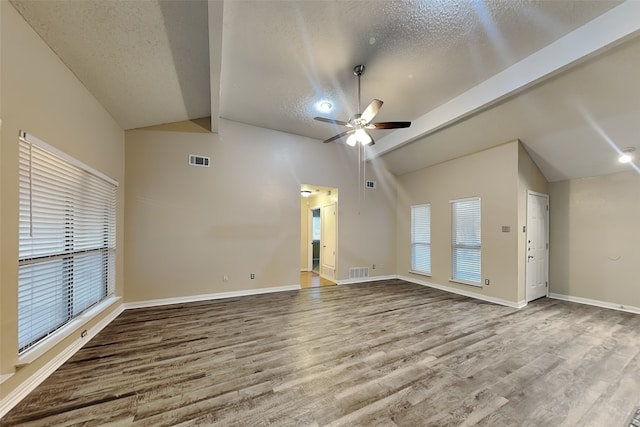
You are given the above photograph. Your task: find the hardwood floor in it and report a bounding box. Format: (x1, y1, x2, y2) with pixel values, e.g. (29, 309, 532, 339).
(300, 271, 335, 288)
(4, 279, 640, 426)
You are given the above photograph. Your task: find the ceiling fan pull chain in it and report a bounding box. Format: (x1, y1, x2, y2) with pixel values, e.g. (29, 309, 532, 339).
(362, 144, 366, 202)
(358, 138, 362, 213)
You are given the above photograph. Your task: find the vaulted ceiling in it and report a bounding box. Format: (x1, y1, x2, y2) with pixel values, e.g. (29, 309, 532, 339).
(9, 0, 640, 181)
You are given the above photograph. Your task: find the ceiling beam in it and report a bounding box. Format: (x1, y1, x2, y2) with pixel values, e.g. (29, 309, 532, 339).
(367, 0, 640, 160)
(208, 0, 224, 133)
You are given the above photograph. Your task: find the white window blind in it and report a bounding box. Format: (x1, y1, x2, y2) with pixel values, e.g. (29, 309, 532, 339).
(411, 204, 431, 274)
(18, 132, 117, 353)
(451, 197, 481, 284)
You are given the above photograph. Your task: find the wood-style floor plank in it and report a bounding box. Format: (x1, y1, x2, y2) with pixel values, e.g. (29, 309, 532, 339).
(3, 279, 640, 426)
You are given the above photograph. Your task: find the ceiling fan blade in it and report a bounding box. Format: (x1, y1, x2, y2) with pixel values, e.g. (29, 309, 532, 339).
(323, 130, 354, 143)
(367, 121, 412, 130)
(360, 99, 383, 124)
(314, 117, 351, 127)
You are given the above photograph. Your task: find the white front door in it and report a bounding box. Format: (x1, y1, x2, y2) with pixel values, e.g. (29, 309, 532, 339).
(526, 192, 549, 302)
(321, 203, 336, 271)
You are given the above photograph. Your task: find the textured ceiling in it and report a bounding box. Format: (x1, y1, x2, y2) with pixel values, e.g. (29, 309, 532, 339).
(10, 0, 212, 130)
(9, 0, 640, 181)
(220, 0, 621, 142)
(379, 36, 640, 182)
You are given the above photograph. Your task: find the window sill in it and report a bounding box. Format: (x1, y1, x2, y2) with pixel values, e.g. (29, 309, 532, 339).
(449, 279, 482, 288)
(409, 270, 431, 278)
(17, 296, 121, 367)
(0, 372, 14, 385)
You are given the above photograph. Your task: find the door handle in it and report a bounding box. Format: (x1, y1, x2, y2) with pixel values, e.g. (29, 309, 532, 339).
(528, 255, 534, 260)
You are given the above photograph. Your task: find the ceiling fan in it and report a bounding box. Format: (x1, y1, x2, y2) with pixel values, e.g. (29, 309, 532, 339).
(314, 64, 411, 146)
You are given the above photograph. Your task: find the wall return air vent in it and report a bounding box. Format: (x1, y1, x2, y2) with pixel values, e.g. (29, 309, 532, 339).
(189, 154, 210, 167)
(349, 267, 369, 279)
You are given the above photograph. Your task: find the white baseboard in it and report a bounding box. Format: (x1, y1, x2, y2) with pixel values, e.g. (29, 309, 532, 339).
(399, 275, 526, 309)
(123, 284, 301, 310)
(337, 274, 398, 286)
(0, 304, 124, 419)
(548, 293, 640, 314)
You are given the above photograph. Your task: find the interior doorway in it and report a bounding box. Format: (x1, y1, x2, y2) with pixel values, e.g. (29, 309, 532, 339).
(526, 191, 549, 302)
(300, 185, 338, 287)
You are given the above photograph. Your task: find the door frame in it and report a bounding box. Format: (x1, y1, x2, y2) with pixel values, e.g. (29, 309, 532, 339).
(308, 206, 321, 272)
(526, 190, 549, 302)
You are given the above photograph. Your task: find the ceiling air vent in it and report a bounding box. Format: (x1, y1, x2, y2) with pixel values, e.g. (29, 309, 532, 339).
(189, 154, 210, 167)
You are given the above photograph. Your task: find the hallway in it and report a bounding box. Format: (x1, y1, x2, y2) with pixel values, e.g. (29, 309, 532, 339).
(300, 271, 335, 288)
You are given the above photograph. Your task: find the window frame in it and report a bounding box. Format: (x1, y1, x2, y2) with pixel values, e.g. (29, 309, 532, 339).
(410, 204, 431, 276)
(17, 131, 118, 360)
(450, 197, 482, 286)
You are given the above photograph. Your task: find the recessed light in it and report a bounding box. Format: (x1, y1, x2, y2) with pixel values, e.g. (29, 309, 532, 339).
(619, 147, 636, 164)
(318, 101, 333, 112)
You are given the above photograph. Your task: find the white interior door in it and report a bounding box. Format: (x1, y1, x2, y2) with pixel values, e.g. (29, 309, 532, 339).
(526, 192, 549, 302)
(321, 203, 336, 271)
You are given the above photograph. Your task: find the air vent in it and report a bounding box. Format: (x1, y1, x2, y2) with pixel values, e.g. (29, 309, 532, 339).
(322, 266, 335, 279)
(189, 154, 210, 167)
(349, 267, 369, 279)
(365, 180, 376, 189)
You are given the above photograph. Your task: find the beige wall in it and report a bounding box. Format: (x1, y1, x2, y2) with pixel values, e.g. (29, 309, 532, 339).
(549, 171, 640, 307)
(124, 119, 397, 302)
(396, 141, 520, 303)
(517, 143, 549, 302)
(0, 2, 124, 401)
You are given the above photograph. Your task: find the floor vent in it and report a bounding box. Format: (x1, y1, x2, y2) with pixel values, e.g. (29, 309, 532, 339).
(349, 267, 369, 279)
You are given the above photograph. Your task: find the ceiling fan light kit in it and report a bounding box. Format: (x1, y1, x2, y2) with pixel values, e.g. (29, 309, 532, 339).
(314, 65, 411, 147)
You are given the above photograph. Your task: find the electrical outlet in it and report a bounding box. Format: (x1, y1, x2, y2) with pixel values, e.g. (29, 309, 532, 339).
(484, 279, 490, 286)
(223, 274, 229, 282)
(250, 273, 255, 279)
(372, 264, 376, 270)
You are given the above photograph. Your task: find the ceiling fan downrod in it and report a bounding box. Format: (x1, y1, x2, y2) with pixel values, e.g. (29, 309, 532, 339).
(354, 64, 365, 113)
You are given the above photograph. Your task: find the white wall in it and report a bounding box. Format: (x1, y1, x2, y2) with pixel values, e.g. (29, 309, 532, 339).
(124, 119, 397, 302)
(0, 1, 124, 402)
(396, 142, 520, 304)
(549, 171, 640, 308)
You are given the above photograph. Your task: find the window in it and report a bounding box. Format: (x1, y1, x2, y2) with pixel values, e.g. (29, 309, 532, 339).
(451, 197, 481, 285)
(411, 204, 431, 275)
(18, 132, 117, 353)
